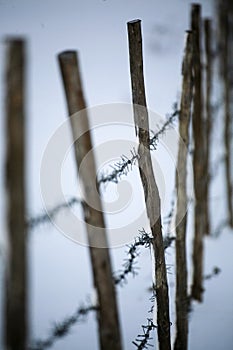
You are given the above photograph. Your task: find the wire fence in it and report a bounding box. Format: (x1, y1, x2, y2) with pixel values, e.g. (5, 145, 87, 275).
(28, 229, 175, 350)
(26, 109, 179, 349)
(27, 108, 179, 231)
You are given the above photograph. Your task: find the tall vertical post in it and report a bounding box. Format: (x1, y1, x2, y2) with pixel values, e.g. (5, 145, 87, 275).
(127, 20, 171, 350)
(58, 51, 123, 350)
(191, 4, 205, 302)
(4, 39, 28, 350)
(174, 31, 193, 350)
(203, 18, 213, 235)
(217, 0, 233, 228)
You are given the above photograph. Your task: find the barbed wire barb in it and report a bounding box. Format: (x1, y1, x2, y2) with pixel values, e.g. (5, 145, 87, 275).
(99, 108, 179, 185)
(132, 319, 157, 350)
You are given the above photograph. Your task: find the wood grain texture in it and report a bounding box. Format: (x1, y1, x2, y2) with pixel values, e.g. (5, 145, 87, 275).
(203, 19, 213, 235)
(191, 4, 205, 302)
(128, 20, 171, 350)
(217, 0, 233, 228)
(58, 51, 122, 350)
(174, 31, 193, 350)
(5, 39, 28, 350)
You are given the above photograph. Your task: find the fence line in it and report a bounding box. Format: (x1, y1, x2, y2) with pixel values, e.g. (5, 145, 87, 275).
(27, 110, 179, 230)
(28, 229, 175, 350)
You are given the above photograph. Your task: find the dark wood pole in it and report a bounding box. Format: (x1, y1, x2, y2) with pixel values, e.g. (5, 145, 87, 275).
(58, 51, 123, 350)
(174, 31, 193, 350)
(127, 20, 171, 350)
(4, 38, 28, 350)
(191, 4, 205, 302)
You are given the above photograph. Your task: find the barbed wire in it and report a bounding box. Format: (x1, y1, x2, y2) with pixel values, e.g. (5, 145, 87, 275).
(26, 107, 179, 349)
(98, 148, 139, 185)
(212, 219, 229, 237)
(27, 109, 179, 231)
(114, 228, 175, 286)
(163, 193, 176, 240)
(204, 266, 221, 280)
(98, 107, 179, 186)
(187, 265, 222, 313)
(28, 229, 174, 350)
(132, 234, 175, 350)
(149, 105, 179, 150)
(131, 196, 176, 350)
(113, 229, 152, 285)
(132, 319, 157, 350)
(27, 197, 82, 230)
(27, 107, 179, 230)
(28, 304, 97, 350)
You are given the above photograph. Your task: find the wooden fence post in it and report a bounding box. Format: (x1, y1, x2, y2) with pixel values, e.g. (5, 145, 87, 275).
(191, 4, 205, 302)
(127, 20, 171, 350)
(4, 38, 28, 350)
(174, 31, 193, 350)
(58, 51, 123, 350)
(217, 0, 233, 228)
(203, 18, 213, 235)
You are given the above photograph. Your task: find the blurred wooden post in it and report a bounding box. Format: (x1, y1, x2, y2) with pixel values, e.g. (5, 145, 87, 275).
(4, 39, 28, 350)
(191, 4, 205, 302)
(58, 51, 122, 350)
(217, 0, 233, 228)
(127, 19, 171, 350)
(203, 18, 213, 235)
(174, 31, 193, 350)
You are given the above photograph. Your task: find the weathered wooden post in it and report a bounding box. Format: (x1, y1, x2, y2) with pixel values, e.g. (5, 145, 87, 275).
(174, 31, 193, 350)
(4, 38, 28, 350)
(191, 3, 205, 302)
(203, 18, 213, 235)
(127, 19, 171, 350)
(217, 0, 233, 228)
(58, 51, 123, 350)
